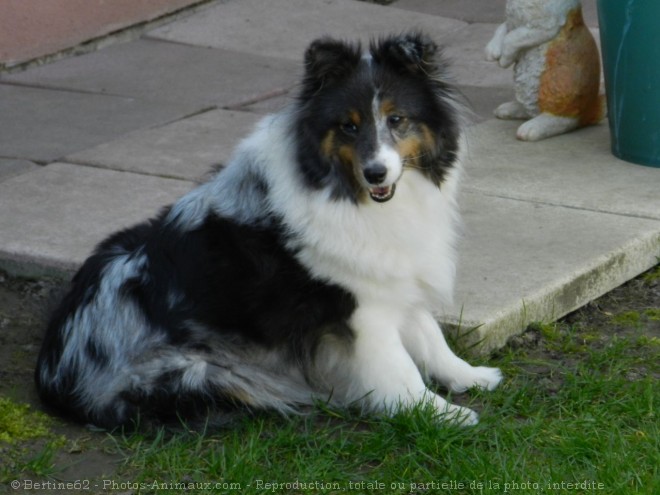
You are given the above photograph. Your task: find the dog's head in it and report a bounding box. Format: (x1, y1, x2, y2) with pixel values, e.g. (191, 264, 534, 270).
(295, 32, 463, 204)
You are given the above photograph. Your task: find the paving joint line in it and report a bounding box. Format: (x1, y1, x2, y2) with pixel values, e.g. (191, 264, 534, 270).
(463, 189, 660, 222)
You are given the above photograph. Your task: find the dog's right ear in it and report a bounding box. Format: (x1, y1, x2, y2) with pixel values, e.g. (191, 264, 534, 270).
(303, 38, 362, 88)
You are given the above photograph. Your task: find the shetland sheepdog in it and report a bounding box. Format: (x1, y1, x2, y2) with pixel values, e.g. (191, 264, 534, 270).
(36, 32, 502, 429)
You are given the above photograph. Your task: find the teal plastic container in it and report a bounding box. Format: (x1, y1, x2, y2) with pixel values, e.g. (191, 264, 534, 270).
(597, 0, 660, 167)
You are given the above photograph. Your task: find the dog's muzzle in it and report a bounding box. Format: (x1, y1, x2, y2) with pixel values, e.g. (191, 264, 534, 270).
(364, 163, 396, 202)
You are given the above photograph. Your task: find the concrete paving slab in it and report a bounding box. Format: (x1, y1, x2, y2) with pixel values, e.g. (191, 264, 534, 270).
(237, 91, 295, 115)
(0, 84, 195, 163)
(391, 0, 599, 27)
(463, 120, 660, 220)
(0, 163, 193, 275)
(148, 0, 467, 61)
(0, 0, 653, 363)
(392, 0, 506, 24)
(0, 159, 40, 183)
(445, 191, 660, 354)
(1, 39, 301, 109)
(66, 109, 262, 181)
(460, 86, 513, 121)
(443, 23, 513, 88)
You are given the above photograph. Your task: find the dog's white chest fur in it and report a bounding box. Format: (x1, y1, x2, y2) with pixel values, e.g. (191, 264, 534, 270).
(257, 115, 461, 312)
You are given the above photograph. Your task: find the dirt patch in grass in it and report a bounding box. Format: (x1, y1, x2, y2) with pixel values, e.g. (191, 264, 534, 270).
(1, 264, 658, 486)
(0, 272, 123, 484)
(505, 264, 660, 375)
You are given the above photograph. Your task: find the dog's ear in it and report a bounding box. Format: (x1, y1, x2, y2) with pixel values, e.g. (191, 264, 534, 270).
(303, 38, 362, 87)
(371, 32, 439, 76)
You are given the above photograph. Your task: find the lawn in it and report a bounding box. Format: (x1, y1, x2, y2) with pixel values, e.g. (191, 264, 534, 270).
(1, 265, 659, 494)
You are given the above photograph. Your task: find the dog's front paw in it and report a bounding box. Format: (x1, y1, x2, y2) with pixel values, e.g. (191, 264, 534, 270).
(470, 366, 503, 391)
(449, 366, 503, 393)
(438, 403, 479, 427)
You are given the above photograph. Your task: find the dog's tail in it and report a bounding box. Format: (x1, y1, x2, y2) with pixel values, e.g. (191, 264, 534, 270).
(36, 346, 317, 429)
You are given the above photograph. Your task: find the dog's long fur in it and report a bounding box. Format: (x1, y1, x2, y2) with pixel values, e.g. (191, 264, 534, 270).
(35, 33, 502, 429)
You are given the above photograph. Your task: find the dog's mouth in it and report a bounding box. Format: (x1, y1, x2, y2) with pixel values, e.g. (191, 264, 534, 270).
(368, 183, 396, 203)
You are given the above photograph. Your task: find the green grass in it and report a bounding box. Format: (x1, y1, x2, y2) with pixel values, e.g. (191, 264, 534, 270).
(3, 345, 658, 495)
(4, 264, 659, 493)
(92, 324, 659, 495)
(0, 398, 66, 482)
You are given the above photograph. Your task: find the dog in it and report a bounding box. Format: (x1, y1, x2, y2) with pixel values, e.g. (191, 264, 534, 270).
(485, 0, 604, 141)
(35, 32, 502, 429)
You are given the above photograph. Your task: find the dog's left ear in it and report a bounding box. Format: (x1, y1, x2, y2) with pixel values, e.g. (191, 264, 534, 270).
(371, 32, 439, 75)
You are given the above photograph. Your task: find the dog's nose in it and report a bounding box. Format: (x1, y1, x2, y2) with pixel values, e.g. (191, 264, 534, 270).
(363, 163, 387, 185)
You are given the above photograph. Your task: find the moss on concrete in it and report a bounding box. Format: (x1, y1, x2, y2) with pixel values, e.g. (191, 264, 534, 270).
(0, 397, 52, 444)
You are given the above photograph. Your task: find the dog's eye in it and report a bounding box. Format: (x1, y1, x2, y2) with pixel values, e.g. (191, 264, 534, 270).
(340, 122, 359, 136)
(387, 115, 404, 128)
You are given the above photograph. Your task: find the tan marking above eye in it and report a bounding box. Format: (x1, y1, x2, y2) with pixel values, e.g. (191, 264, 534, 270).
(379, 98, 397, 116)
(377, 99, 410, 131)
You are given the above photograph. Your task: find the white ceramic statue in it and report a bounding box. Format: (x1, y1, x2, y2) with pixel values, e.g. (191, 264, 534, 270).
(485, 0, 605, 141)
